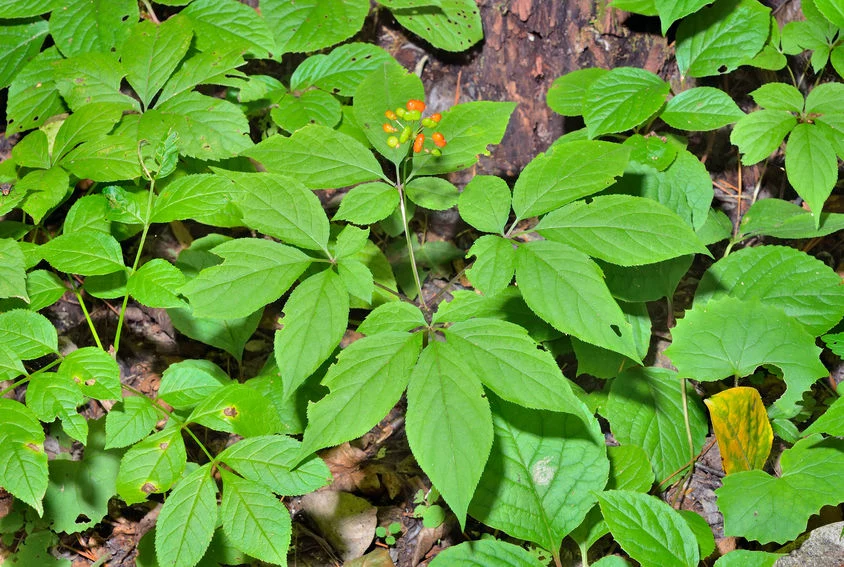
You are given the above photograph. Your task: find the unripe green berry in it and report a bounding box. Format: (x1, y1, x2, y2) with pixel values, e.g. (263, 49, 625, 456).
(399, 125, 412, 144)
(386, 135, 400, 148)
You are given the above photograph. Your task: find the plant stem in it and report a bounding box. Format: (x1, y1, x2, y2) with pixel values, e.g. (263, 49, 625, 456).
(113, 167, 157, 356)
(397, 183, 426, 309)
(680, 378, 695, 467)
(182, 425, 216, 462)
(0, 358, 63, 398)
(75, 289, 103, 350)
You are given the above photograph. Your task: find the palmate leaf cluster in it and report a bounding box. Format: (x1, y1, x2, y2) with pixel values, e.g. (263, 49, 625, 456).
(0, 0, 843, 566)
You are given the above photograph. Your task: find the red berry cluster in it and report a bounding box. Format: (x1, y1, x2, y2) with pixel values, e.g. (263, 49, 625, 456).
(383, 99, 447, 156)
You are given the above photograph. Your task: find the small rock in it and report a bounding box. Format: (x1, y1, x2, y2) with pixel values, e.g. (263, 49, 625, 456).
(775, 522, 844, 567)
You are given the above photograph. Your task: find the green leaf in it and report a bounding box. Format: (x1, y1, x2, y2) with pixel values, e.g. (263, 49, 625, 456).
(180, 0, 274, 58)
(334, 182, 399, 225)
(805, 83, 844, 150)
(583, 67, 669, 138)
(713, 550, 780, 567)
(218, 435, 331, 495)
(604, 367, 708, 481)
(128, 259, 188, 310)
(676, 0, 770, 77)
(624, 133, 679, 171)
(535, 195, 708, 266)
(695, 245, 844, 335)
(601, 256, 693, 303)
(716, 436, 844, 543)
(597, 490, 699, 567)
(243, 125, 385, 189)
(511, 140, 629, 218)
(465, 235, 516, 296)
(264, 0, 369, 54)
(15, 167, 71, 223)
(49, 0, 137, 57)
(814, 0, 844, 27)
(406, 177, 459, 210)
(52, 102, 126, 165)
(220, 470, 291, 565)
(750, 83, 804, 112)
(337, 258, 374, 303)
(0, 270, 63, 312)
(274, 269, 349, 398)
(43, 418, 121, 532)
(188, 383, 283, 436)
(150, 91, 253, 160)
(26, 373, 87, 443)
(59, 346, 122, 400)
(661, 87, 744, 130)
(739, 198, 844, 239)
(0, 309, 58, 359)
(0, 343, 26, 382)
(665, 297, 828, 417)
(679, 510, 715, 560)
(40, 230, 125, 276)
(182, 238, 311, 319)
(7, 47, 65, 135)
(122, 16, 194, 109)
(458, 175, 511, 234)
(61, 134, 143, 181)
(428, 540, 545, 566)
(570, 300, 651, 379)
(151, 173, 242, 227)
(447, 318, 582, 412)
(12, 130, 50, 169)
(412, 101, 517, 176)
(546, 68, 609, 117)
(53, 52, 139, 112)
(353, 60, 424, 165)
(0, 239, 27, 301)
(299, 332, 422, 459)
(335, 225, 370, 258)
(156, 49, 245, 106)
(0, 18, 48, 90)
(116, 426, 187, 505)
(158, 359, 230, 411)
(0, 399, 48, 515)
(167, 306, 262, 361)
(469, 396, 608, 551)
(406, 341, 493, 529)
(105, 396, 159, 449)
(270, 89, 342, 132)
(222, 171, 331, 251)
(0, 0, 59, 18)
(804, 391, 844, 436)
(656, 0, 711, 33)
(515, 241, 639, 361)
(357, 302, 427, 335)
(290, 43, 392, 96)
(387, 0, 483, 52)
(155, 464, 217, 567)
(730, 109, 796, 165)
(785, 123, 838, 226)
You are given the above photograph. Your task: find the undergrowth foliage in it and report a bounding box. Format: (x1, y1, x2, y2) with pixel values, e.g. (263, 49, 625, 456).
(0, 0, 843, 566)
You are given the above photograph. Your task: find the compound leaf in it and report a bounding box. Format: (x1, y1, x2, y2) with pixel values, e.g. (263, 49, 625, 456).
(155, 463, 217, 567)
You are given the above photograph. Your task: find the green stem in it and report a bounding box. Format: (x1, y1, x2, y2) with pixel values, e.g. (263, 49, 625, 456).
(579, 542, 589, 567)
(113, 165, 158, 356)
(0, 358, 63, 398)
(395, 162, 426, 310)
(182, 425, 216, 462)
(680, 378, 695, 466)
(75, 289, 103, 350)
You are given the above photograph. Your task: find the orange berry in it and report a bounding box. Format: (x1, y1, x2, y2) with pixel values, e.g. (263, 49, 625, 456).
(413, 133, 424, 153)
(430, 112, 442, 122)
(407, 99, 426, 112)
(385, 110, 397, 120)
(432, 132, 446, 148)
(383, 123, 398, 133)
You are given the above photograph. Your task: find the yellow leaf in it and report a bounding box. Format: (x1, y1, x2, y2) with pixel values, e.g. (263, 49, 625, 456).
(704, 387, 772, 475)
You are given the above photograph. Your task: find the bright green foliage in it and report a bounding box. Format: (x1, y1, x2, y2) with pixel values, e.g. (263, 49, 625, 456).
(695, 245, 844, 335)
(334, 182, 399, 225)
(406, 341, 493, 529)
(43, 419, 121, 533)
(469, 396, 608, 552)
(666, 297, 828, 416)
(157, 359, 231, 410)
(739, 198, 844, 239)
(675, 0, 770, 77)
(181, 0, 274, 58)
(218, 435, 332, 496)
(0, 399, 48, 515)
(604, 367, 708, 481)
(128, 259, 187, 309)
(803, 395, 844, 436)
(383, 0, 483, 52)
(220, 470, 291, 565)
(0, 238, 27, 301)
(717, 436, 844, 543)
(785, 123, 838, 225)
(428, 539, 546, 566)
(155, 464, 218, 567)
(598, 490, 699, 567)
(660, 87, 745, 130)
(512, 140, 629, 218)
(59, 347, 121, 400)
(40, 230, 125, 275)
(187, 383, 283, 437)
(731, 110, 797, 164)
(116, 426, 187, 505)
(105, 396, 159, 450)
(534, 195, 708, 266)
(713, 550, 780, 567)
(265, 0, 369, 55)
(299, 332, 422, 458)
(583, 67, 670, 138)
(0, 310, 57, 360)
(458, 175, 512, 234)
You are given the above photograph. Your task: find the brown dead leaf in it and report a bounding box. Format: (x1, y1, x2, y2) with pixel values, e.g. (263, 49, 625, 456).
(300, 491, 378, 561)
(344, 548, 396, 567)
